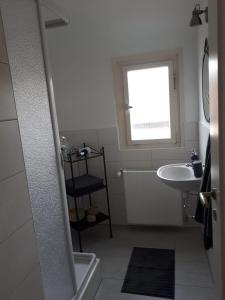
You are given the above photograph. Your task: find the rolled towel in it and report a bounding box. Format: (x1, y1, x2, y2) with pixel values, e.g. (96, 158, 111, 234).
(69, 208, 85, 223)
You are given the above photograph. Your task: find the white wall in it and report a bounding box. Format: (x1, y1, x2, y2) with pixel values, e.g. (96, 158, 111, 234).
(197, 0, 209, 161)
(47, 0, 199, 131)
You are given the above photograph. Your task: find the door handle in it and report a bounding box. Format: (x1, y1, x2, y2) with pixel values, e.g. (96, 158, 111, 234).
(200, 189, 217, 208)
(200, 192, 210, 208)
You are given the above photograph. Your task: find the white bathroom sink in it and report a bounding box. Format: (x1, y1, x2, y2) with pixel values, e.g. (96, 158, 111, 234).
(157, 163, 202, 191)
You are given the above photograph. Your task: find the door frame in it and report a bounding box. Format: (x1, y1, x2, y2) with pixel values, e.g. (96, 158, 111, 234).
(209, 0, 225, 299)
(217, 1, 225, 298)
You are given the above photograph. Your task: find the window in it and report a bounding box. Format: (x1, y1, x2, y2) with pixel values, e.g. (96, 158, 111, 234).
(113, 50, 182, 149)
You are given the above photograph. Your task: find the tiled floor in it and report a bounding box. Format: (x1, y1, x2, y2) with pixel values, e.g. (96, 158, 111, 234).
(72, 225, 215, 300)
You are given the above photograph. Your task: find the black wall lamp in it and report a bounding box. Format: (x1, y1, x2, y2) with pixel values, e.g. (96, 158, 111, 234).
(190, 4, 208, 27)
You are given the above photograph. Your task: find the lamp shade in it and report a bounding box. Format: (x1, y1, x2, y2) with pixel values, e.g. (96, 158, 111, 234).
(190, 5, 203, 27)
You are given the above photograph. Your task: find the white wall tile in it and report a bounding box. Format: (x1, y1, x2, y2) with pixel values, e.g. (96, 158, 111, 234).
(88, 158, 105, 178)
(107, 161, 152, 179)
(109, 195, 127, 225)
(9, 265, 44, 300)
(0, 172, 32, 243)
(101, 144, 111, 162)
(61, 127, 200, 225)
(184, 140, 199, 154)
(91, 191, 126, 225)
(97, 127, 118, 146)
(0, 220, 39, 300)
(184, 121, 199, 141)
(64, 160, 87, 179)
(0, 120, 24, 181)
(60, 129, 99, 149)
(120, 160, 152, 171)
(0, 63, 17, 121)
(199, 122, 209, 161)
(0, 14, 8, 63)
(92, 191, 108, 215)
(108, 145, 151, 162)
(183, 192, 198, 222)
(152, 158, 190, 170)
(108, 177, 124, 196)
(106, 162, 122, 179)
(151, 147, 189, 161)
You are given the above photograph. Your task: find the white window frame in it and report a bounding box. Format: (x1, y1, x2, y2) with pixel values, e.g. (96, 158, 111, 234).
(112, 50, 183, 149)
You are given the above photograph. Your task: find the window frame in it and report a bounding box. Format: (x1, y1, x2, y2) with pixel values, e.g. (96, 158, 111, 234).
(112, 50, 183, 149)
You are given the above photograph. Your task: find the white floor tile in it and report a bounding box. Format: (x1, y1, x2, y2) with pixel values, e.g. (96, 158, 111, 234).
(95, 279, 155, 300)
(94, 279, 216, 300)
(176, 260, 213, 287)
(175, 285, 215, 300)
(100, 256, 129, 280)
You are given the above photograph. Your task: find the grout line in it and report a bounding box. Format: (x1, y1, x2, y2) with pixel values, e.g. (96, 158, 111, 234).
(175, 283, 215, 290)
(101, 274, 214, 290)
(0, 60, 9, 65)
(0, 217, 32, 246)
(6, 263, 41, 300)
(100, 277, 214, 290)
(0, 118, 17, 123)
(0, 170, 25, 184)
(93, 278, 103, 299)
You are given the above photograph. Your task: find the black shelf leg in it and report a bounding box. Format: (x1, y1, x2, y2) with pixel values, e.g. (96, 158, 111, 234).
(78, 231, 83, 252)
(102, 147, 113, 238)
(69, 154, 84, 252)
(88, 193, 92, 207)
(106, 187, 113, 238)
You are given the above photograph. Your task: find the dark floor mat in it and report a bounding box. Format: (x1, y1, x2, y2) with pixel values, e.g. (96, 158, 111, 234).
(121, 247, 175, 299)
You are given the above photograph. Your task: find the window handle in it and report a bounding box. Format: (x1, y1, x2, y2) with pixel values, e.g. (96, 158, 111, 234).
(125, 104, 133, 110)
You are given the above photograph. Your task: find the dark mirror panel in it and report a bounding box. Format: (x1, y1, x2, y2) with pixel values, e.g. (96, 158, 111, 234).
(202, 38, 210, 123)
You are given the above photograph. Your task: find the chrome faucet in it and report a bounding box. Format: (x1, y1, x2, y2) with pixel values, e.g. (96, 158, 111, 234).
(186, 149, 199, 167)
(186, 162, 193, 167)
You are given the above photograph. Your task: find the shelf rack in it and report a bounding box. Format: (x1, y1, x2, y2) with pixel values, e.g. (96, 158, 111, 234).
(64, 143, 113, 252)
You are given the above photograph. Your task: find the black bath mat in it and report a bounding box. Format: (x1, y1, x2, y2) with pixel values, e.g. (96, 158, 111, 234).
(121, 247, 175, 299)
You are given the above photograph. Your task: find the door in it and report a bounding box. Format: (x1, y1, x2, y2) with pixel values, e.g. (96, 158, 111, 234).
(208, 1, 225, 299)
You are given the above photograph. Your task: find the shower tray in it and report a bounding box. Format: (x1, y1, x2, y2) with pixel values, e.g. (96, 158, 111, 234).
(73, 252, 101, 300)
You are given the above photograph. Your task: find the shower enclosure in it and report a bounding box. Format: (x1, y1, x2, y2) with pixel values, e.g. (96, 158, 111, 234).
(38, 0, 101, 298)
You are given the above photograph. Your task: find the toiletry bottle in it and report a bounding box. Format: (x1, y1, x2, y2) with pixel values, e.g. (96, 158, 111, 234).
(191, 148, 199, 162)
(192, 160, 203, 178)
(60, 136, 72, 160)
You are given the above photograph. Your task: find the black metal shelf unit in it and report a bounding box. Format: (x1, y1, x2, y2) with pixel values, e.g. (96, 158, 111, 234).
(64, 144, 113, 252)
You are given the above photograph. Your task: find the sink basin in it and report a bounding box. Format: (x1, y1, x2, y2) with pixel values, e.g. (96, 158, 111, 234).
(157, 163, 202, 191)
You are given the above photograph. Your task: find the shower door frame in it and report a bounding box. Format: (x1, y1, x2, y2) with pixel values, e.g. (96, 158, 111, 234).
(36, 0, 78, 294)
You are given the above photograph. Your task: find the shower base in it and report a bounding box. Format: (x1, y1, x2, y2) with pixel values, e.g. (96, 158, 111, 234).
(73, 252, 101, 300)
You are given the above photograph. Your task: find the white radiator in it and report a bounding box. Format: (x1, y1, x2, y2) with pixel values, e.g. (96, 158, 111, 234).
(123, 170, 183, 226)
